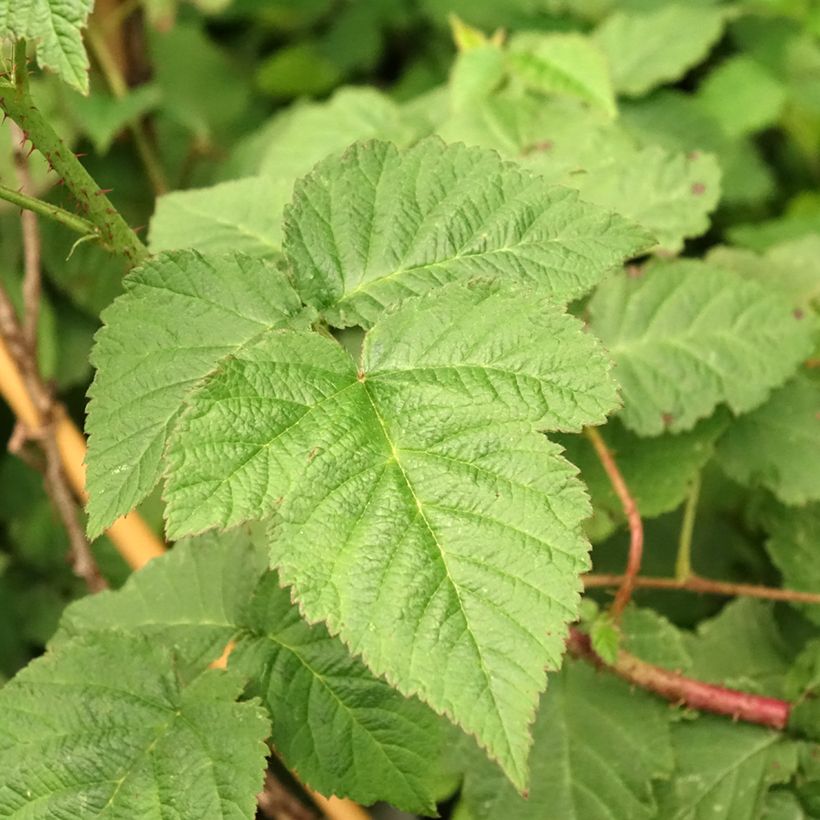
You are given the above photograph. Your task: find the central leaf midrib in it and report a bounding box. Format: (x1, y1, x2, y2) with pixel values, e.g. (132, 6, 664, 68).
(358, 378, 516, 765)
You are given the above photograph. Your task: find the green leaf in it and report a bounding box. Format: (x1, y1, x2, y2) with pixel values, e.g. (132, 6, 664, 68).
(63, 83, 162, 153)
(697, 56, 787, 139)
(56, 528, 268, 664)
(707, 236, 820, 312)
(595, 4, 727, 97)
(284, 136, 653, 327)
(58, 532, 445, 813)
(449, 44, 506, 112)
(149, 176, 291, 258)
(229, 86, 420, 182)
(766, 504, 820, 628)
(717, 372, 820, 506)
(164, 282, 620, 788)
(150, 22, 250, 143)
(457, 661, 674, 819)
(761, 789, 810, 820)
(589, 260, 814, 436)
(231, 573, 444, 813)
(727, 199, 820, 252)
(685, 599, 793, 698)
(571, 145, 721, 254)
(620, 90, 776, 208)
(438, 95, 635, 184)
(655, 719, 797, 820)
(85, 250, 313, 536)
(0, 632, 270, 818)
(622, 607, 693, 670)
(0, 0, 94, 92)
(507, 32, 617, 117)
(590, 612, 620, 663)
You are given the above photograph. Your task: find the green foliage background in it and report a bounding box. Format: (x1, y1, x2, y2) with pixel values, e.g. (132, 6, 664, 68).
(0, 0, 819, 818)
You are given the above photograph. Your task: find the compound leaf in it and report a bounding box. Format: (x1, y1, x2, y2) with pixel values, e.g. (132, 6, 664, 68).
(589, 260, 814, 436)
(284, 136, 653, 327)
(595, 4, 727, 97)
(0, 0, 94, 92)
(58, 532, 444, 814)
(85, 250, 313, 536)
(717, 372, 820, 506)
(0, 632, 270, 818)
(457, 661, 674, 819)
(164, 282, 620, 788)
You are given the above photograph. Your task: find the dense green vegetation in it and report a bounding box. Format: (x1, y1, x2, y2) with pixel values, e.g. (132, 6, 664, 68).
(0, 1, 819, 817)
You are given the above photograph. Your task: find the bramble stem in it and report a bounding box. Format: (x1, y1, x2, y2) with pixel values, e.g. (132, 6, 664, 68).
(675, 473, 700, 581)
(0, 75, 147, 266)
(583, 572, 820, 605)
(584, 426, 643, 621)
(567, 627, 790, 730)
(0, 184, 104, 244)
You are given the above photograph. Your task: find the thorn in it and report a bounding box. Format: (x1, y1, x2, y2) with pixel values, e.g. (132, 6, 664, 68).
(74, 151, 88, 158)
(95, 188, 113, 196)
(132, 225, 146, 234)
(56, 178, 65, 186)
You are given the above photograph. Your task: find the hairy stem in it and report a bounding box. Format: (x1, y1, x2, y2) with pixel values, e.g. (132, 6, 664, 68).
(0, 183, 103, 241)
(567, 627, 790, 729)
(584, 426, 643, 621)
(583, 572, 820, 605)
(0, 71, 147, 266)
(675, 472, 700, 581)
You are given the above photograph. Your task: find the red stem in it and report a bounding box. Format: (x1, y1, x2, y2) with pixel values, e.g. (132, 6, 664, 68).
(567, 627, 790, 730)
(584, 427, 643, 621)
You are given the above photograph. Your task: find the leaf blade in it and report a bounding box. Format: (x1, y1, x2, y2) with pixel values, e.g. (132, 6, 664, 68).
(165, 283, 620, 786)
(283, 137, 653, 327)
(85, 250, 312, 535)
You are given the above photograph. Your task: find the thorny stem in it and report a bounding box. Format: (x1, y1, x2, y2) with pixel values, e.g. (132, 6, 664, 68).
(0, 56, 147, 266)
(583, 572, 820, 605)
(567, 627, 790, 730)
(584, 426, 643, 621)
(86, 24, 168, 195)
(675, 472, 700, 581)
(0, 183, 103, 242)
